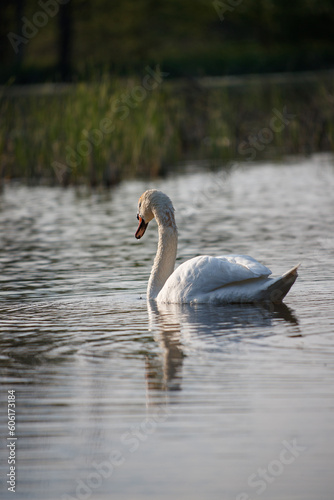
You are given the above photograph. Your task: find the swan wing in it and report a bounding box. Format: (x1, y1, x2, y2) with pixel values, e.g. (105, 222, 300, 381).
(157, 254, 271, 303)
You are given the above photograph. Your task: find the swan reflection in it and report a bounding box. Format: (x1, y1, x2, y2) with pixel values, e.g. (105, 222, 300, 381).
(146, 301, 299, 392)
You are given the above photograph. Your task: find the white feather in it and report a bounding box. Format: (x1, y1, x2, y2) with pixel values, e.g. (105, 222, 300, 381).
(136, 190, 298, 304)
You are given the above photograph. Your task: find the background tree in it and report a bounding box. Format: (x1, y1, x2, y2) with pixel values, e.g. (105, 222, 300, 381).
(1, 0, 334, 83)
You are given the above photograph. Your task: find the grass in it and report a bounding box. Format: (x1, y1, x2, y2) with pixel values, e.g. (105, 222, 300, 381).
(1, 71, 334, 186)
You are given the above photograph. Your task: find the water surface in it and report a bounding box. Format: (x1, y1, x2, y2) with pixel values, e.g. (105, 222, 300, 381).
(0, 156, 334, 499)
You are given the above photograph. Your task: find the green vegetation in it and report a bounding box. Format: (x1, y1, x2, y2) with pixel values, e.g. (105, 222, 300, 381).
(1, 72, 333, 186)
(1, 1, 333, 186)
(1, 0, 334, 83)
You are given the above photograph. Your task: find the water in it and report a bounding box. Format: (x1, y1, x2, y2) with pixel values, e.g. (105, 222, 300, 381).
(0, 155, 334, 500)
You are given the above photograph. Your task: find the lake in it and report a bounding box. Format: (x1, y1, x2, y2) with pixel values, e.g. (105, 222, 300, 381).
(0, 155, 334, 500)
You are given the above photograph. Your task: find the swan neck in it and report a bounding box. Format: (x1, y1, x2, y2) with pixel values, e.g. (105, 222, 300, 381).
(147, 208, 177, 300)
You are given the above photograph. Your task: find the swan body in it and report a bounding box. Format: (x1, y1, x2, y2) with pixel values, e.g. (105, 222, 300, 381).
(135, 190, 298, 304)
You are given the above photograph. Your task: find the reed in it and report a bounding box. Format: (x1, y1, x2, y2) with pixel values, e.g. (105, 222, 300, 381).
(1, 72, 333, 186)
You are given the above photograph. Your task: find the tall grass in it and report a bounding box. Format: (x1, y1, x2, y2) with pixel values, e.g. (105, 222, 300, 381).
(1, 72, 333, 186)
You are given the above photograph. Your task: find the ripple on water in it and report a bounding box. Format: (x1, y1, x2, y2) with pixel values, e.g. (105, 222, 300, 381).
(0, 158, 334, 500)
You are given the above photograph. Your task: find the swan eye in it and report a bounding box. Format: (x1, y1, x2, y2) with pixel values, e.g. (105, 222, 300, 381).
(137, 213, 139, 220)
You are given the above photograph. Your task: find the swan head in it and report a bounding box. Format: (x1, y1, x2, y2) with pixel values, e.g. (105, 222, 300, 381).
(135, 189, 175, 239)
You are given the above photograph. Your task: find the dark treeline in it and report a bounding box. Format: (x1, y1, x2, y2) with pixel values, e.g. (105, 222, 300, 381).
(1, 0, 334, 83)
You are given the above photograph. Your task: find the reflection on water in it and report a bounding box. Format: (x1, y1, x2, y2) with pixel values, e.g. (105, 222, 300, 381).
(146, 301, 299, 392)
(0, 156, 334, 500)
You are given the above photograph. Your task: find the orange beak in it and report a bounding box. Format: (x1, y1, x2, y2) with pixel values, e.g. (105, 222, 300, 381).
(135, 216, 148, 239)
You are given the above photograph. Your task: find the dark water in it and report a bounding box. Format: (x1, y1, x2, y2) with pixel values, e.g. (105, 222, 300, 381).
(0, 156, 334, 500)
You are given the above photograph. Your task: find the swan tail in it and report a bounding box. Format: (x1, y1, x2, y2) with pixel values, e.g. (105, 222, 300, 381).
(260, 263, 300, 304)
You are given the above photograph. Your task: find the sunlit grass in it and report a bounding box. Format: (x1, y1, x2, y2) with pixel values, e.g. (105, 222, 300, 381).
(1, 73, 333, 186)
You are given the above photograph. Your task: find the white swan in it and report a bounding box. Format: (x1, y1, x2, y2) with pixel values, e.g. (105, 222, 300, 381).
(135, 189, 299, 304)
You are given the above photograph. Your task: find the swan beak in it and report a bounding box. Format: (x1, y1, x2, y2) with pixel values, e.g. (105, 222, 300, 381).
(135, 216, 148, 239)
